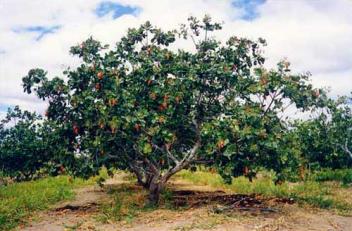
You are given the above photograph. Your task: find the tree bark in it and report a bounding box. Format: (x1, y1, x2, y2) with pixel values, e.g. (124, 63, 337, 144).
(133, 169, 147, 187)
(147, 175, 164, 205)
(129, 161, 154, 189)
(337, 138, 352, 159)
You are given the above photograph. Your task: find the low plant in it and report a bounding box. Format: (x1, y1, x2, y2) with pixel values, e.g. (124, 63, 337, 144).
(311, 168, 352, 185)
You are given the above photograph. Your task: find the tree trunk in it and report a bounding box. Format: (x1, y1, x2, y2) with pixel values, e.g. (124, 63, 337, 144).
(148, 182, 161, 205)
(134, 171, 147, 187)
(131, 166, 154, 189)
(139, 132, 201, 206)
(148, 177, 164, 206)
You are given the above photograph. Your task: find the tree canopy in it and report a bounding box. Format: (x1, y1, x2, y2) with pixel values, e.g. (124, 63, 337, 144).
(0, 106, 46, 180)
(294, 95, 352, 169)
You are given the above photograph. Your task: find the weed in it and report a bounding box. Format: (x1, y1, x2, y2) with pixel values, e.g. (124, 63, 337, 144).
(173, 213, 232, 231)
(160, 188, 176, 209)
(311, 168, 352, 185)
(64, 222, 83, 231)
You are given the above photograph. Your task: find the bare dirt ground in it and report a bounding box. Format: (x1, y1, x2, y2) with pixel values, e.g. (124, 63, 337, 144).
(19, 175, 352, 231)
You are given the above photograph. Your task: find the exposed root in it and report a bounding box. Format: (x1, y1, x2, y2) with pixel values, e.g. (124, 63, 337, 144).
(54, 202, 98, 212)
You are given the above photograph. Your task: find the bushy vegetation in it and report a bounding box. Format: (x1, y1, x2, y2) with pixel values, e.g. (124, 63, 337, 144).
(311, 168, 352, 185)
(293, 96, 352, 170)
(0, 176, 93, 231)
(0, 107, 48, 181)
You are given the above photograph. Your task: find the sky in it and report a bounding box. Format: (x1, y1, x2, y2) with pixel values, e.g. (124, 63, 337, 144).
(0, 0, 351, 118)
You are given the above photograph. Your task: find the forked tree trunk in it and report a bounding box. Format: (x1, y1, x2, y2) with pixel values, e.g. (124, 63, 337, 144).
(146, 149, 200, 204)
(130, 165, 165, 205)
(130, 162, 184, 205)
(129, 162, 154, 189)
(146, 165, 186, 205)
(133, 124, 201, 205)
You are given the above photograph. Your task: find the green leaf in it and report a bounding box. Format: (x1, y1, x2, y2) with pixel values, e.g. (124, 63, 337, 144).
(224, 144, 236, 158)
(143, 143, 152, 155)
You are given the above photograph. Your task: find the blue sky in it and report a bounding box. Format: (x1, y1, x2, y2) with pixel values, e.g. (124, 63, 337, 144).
(0, 104, 12, 112)
(0, 0, 351, 118)
(95, 1, 139, 19)
(13, 25, 61, 41)
(232, 0, 266, 20)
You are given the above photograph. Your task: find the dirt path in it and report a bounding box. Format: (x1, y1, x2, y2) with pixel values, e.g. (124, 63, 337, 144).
(19, 176, 352, 231)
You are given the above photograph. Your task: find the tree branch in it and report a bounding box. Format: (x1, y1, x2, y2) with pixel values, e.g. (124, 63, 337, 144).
(161, 119, 201, 183)
(128, 162, 147, 187)
(133, 144, 160, 175)
(165, 146, 180, 165)
(279, 101, 294, 120)
(151, 143, 180, 165)
(190, 34, 198, 48)
(263, 90, 282, 116)
(336, 138, 352, 158)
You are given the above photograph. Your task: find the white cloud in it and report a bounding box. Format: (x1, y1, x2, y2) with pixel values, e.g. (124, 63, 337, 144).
(0, 0, 351, 118)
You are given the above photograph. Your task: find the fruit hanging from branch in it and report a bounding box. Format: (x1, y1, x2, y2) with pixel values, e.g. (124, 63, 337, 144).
(97, 71, 104, 80)
(73, 125, 79, 135)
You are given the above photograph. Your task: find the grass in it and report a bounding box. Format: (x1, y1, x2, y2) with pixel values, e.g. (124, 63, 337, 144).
(176, 169, 352, 213)
(0, 176, 95, 231)
(173, 214, 231, 231)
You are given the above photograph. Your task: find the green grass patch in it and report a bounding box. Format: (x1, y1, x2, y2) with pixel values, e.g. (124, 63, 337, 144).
(0, 176, 93, 231)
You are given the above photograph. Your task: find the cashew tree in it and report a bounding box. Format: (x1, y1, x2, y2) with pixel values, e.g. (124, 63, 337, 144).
(294, 94, 352, 169)
(0, 106, 45, 180)
(22, 16, 324, 204)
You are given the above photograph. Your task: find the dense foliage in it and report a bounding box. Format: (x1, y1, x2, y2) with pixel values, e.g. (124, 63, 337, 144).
(294, 95, 352, 169)
(0, 107, 48, 180)
(0, 106, 82, 180)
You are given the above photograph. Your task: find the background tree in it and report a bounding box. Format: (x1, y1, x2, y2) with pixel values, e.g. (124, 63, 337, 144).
(22, 16, 324, 204)
(0, 106, 47, 180)
(294, 94, 352, 169)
